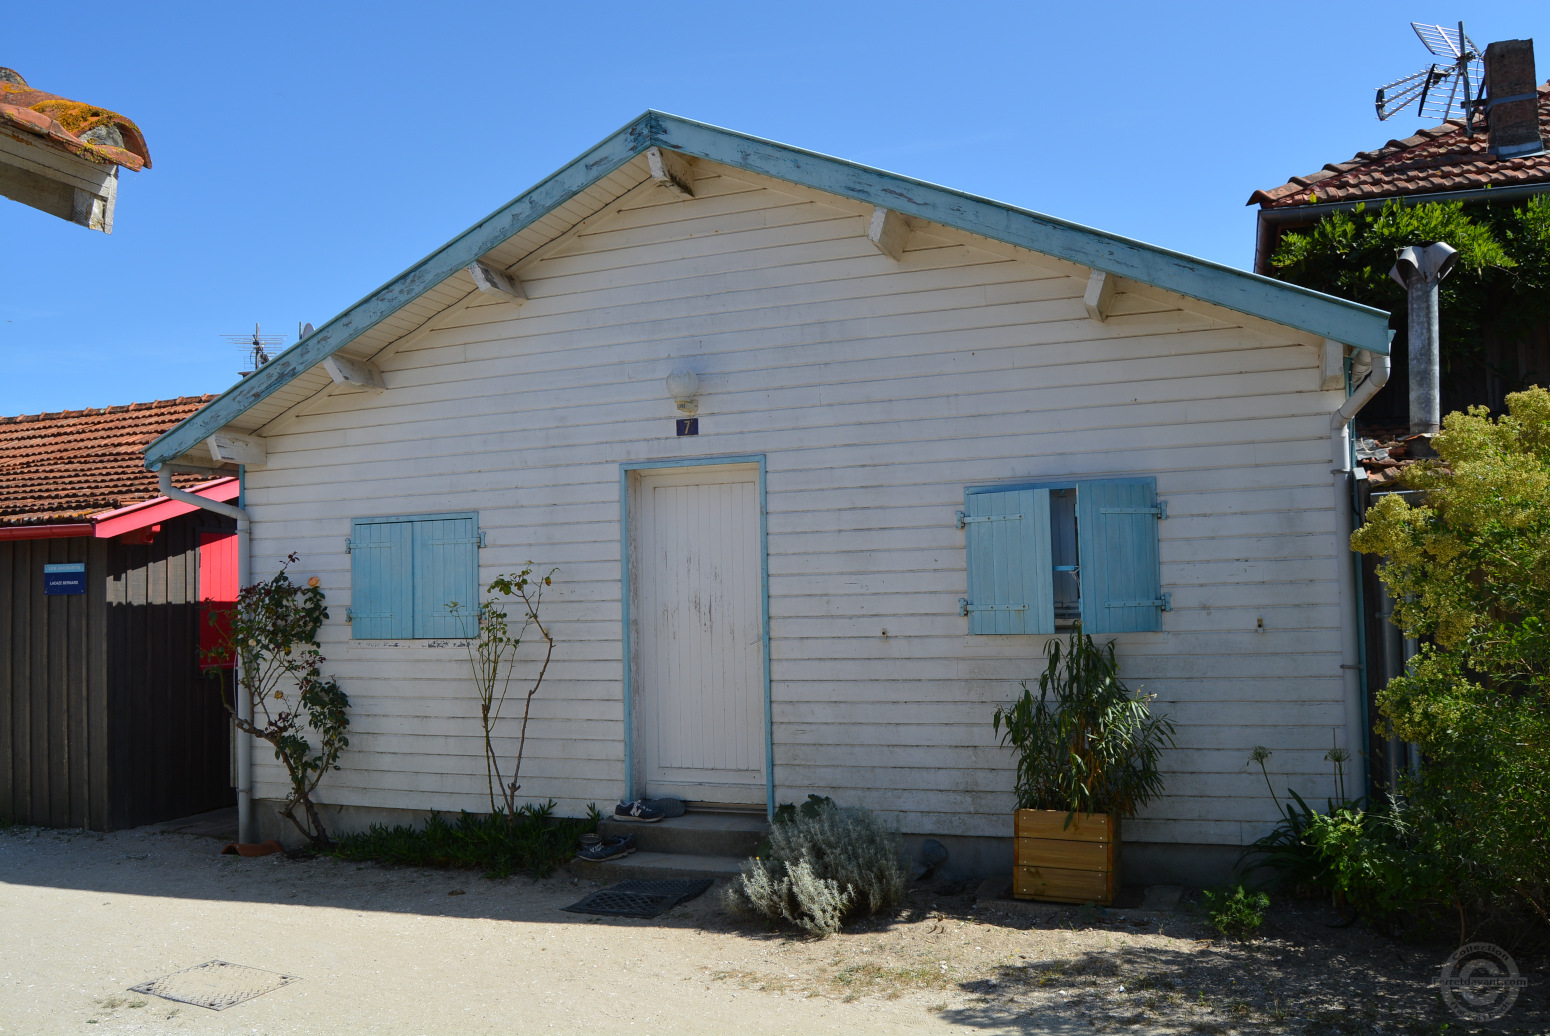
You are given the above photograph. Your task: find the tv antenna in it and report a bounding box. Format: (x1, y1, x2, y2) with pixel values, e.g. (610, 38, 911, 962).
(222, 322, 284, 377)
(1375, 21, 1484, 130)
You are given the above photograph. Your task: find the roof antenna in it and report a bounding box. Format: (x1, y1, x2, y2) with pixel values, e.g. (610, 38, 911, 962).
(1375, 21, 1485, 132)
(222, 322, 284, 378)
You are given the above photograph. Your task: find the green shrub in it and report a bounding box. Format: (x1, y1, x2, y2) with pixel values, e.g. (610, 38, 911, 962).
(992, 625, 1175, 819)
(1240, 747, 1447, 926)
(1351, 390, 1550, 928)
(330, 802, 599, 878)
(725, 799, 905, 936)
(1202, 884, 1269, 938)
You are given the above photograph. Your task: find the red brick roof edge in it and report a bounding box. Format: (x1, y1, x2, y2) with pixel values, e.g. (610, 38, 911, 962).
(0, 395, 217, 526)
(0, 67, 150, 171)
(1249, 82, 1550, 210)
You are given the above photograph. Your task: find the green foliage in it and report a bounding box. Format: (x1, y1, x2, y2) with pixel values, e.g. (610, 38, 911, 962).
(206, 554, 348, 847)
(992, 625, 1175, 819)
(772, 794, 836, 827)
(1240, 746, 1445, 925)
(330, 802, 600, 879)
(1270, 196, 1550, 373)
(1351, 389, 1550, 926)
(1303, 805, 1437, 923)
(1202, 884, 1269, 938)
(449, 566, 557, 829)
(725, 798, 905, 937)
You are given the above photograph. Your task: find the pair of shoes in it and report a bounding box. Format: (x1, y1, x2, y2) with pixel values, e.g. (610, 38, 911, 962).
(576, 834, 636, 862)
(613, 800, 665, 823)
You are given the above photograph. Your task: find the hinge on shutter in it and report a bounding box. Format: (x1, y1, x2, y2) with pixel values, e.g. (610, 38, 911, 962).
(1104, 592, 1171, 612)
(345, 537, 353, 554)
(345, 607, 353, 623)
(959, 598, 1028, 616)
(1098, 501, 1167, 519)
(956, 511, 1024, 529)
(479, 530, 487, 548)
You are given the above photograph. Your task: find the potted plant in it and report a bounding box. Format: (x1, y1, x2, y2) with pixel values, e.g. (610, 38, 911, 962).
(992, 624, 1175, 904)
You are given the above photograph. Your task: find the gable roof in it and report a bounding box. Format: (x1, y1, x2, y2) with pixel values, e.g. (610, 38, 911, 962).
(1, 396, 212, 526)
(144, 112, 1392, 471)
(0, 67, 151, 172)
(1250, 82, 1550, 210)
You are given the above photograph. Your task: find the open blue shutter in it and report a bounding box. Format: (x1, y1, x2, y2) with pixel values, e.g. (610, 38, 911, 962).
(963, 487, 1054, 634)
(1077, 479, 1166, 633)
(350, 520, 413, 639)
(412, 516, 479, 638)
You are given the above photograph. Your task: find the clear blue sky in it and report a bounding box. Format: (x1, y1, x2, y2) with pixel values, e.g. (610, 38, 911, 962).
(3, 2, 1545, 415)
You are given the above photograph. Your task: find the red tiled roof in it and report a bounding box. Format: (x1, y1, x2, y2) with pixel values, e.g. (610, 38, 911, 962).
(0, 397, 215, 526)
(0, 67, 151, 172)
(1249, 82, 1550, 210)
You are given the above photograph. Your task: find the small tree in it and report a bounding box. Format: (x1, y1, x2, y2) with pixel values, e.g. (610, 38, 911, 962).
(450, 567, 556, 829)
(1352, 387, 1550, 924)
(205, 554, 349, 847)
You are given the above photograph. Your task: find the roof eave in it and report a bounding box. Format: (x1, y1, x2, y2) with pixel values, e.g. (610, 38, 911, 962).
(145, 112, 1391, 470)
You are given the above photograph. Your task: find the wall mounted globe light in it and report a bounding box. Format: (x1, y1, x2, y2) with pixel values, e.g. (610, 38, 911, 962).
(665, 369, 700, 416)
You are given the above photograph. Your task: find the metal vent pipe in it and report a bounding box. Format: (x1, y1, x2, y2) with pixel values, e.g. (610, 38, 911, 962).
(1390, 242, 1458, 435)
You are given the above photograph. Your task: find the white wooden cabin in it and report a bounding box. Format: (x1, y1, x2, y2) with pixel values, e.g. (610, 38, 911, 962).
(146, 113, 1391, 880)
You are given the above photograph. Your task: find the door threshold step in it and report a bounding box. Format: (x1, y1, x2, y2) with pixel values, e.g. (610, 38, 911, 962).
(567, 851, 745, 883)
(683, 800, 767, 815)
(598, 813, 767, 857)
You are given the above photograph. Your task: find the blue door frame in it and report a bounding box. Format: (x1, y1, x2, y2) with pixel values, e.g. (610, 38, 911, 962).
(619, 455, 773, 817)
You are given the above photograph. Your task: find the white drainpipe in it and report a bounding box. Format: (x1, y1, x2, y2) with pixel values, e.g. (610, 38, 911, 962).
(1330, 349, 1390, 798)
(158, 468, 256, 844)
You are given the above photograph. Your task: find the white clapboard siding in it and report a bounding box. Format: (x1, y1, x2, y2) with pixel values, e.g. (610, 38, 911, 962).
(243, 163, 1355, 842)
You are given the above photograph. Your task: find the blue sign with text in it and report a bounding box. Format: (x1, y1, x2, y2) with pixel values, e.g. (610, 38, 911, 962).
(44, 562, 86, 595)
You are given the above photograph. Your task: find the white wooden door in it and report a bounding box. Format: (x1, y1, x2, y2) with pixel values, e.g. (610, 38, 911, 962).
(634, 465, 764, 804)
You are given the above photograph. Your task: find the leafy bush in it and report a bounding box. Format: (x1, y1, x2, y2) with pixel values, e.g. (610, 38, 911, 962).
(992, 625, 1175, 818)
(330, 802, 599, 878)
(1202, 884, 1269, 938)
(1270, 196, 1550, 369)
(1240, 747, 1445, 927)
(1352, 389, 1550, 928)
(725, 799, 905, 936)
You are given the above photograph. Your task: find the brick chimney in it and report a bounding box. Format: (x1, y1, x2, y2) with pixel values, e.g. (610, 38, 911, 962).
(1484, 39, 1544, 160)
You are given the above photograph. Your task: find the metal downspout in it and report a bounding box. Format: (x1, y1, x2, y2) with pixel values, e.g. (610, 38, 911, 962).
(157, 468, 256, 844)
(1331, 349, 1390, 801)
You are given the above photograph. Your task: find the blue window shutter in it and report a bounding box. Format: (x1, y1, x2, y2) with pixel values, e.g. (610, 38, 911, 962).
(1077, 479, 1165, 634)
(963, 487, 1054, 634)
(411, 516, 479, 638)
(350, 520, 413, 639)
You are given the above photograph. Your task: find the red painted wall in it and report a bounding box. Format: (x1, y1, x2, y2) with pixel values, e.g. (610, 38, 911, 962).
(198, 532, 237, 669)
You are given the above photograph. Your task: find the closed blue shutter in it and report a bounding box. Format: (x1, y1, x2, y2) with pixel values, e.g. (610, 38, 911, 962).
(412, 516, 479, 638)
(1077, 479, 1165, 633)
(963, 487, 1055, 634)
(350, 520, 413, 639)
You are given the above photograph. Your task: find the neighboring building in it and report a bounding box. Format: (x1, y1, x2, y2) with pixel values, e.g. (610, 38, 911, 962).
(1249, 79, 1550, 424)
(0, 67, 151, 233)
(0, 397, 235, 829)
(145, 114, 1392, 879)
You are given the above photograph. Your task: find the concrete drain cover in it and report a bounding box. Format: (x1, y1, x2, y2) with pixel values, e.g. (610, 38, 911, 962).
(129, 960, 296, 1011)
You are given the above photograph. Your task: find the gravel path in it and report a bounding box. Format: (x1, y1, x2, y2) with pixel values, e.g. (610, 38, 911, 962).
(3, 824, 1542, 1034)
(0, 825, 1020, 1035)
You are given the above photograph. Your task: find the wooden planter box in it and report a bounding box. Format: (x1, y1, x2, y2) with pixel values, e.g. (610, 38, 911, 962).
(1012, 809, 1119, 905)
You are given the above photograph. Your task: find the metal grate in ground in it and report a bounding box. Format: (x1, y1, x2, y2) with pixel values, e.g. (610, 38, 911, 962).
(129, 960, 296, 1011)
(562, 878, 713, 919)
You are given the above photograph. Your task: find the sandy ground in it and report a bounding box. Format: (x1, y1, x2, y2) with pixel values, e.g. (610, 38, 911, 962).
(1, 824, 1544, 1035)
